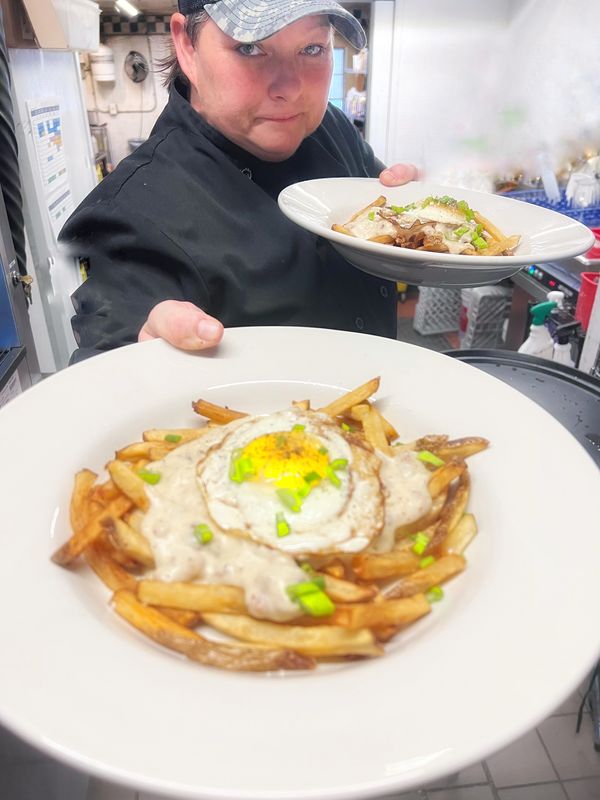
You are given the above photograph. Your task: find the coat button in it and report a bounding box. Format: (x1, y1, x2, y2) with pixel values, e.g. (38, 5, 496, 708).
(355, 316, 365, 330)
(380, 285, 389, 298)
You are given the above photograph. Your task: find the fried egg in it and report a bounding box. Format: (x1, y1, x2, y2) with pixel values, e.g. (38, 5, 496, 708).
(196, 409, 384, 555)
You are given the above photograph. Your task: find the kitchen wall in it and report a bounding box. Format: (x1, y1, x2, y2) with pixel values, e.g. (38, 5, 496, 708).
(82, 18, 171, 167)
(377, 0, 599, 186)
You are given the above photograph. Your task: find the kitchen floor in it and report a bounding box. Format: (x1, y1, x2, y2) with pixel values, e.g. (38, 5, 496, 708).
(0, 674, 598, 799)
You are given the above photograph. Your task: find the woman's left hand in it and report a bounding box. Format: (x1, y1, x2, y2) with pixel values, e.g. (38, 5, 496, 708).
(378, 163, 419, 186)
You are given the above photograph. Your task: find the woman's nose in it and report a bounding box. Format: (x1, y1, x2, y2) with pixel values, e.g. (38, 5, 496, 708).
(268, 58, 302, 101)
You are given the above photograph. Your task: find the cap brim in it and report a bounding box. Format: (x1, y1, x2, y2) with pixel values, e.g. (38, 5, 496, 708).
(204, 0, 366, 50)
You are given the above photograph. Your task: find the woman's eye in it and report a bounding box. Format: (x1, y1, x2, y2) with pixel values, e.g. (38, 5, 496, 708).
(237, 43, 263, 56)
(302, 44, 325, 56)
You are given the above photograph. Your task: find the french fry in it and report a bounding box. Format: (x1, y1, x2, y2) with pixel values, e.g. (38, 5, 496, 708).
(332, 594, 430, 630)
(115, 442, 166, 461)
(203, 613, 382, 658)
(319, 573, 377, 603)
(381, 554, 466, 599)
(69, 469, 98, 533)
(359, 407, 391, 454)
(138, 580, 246, 614)
(107, 460, 150, 511)
(428, 459, 466, 498)
(191, 399, 247, 424)
(435, 437, 489, 461)
(320, 559, 346, 579)
(90, 479, 121, 506)
(52, 495, 132, 566)
(85, 539, 139, 592)
(473, 210, 506, 242)
(291, 399, 310, 411)
(344, 195, 387, 224)
(442, 512, 478, 556)
(368, 234, 395, 244)
(332, 223, 355, 236)
(352, 549, 421, 580)
(350, 403, 398, 441)
(319, 377, 380, 418)
(143, 428, 207, 443)
(425, 471, 471, 553)
(105, 517, 155, 569)
(113, 591, 314, 672)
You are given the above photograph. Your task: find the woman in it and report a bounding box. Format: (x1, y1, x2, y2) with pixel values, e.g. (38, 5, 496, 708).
(60, 0, 416, 361)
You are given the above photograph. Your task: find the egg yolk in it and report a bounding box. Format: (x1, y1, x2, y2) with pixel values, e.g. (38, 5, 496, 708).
(238, 430, 329, 492)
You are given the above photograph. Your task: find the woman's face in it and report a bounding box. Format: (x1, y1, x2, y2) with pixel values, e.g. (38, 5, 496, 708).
(176, 15, 334, 162)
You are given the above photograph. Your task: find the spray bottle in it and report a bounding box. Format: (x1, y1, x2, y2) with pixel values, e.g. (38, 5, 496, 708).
(518, 301, 557, 359)
(552, 320, 580, 367)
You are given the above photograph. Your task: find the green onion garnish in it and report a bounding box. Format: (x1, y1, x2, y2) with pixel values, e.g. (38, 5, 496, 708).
(276, 434, 285, 447)
(298, 591, 335, 617)
(472, 236, 488, 250)
(292, 424, 305, 432)
(304, 471, 321, 484)
(229, 452, 255, 483)
(326, 465, 341, 488)
(426, 586, 444, 603)
(412, 532, 430, 556)
(164, 433, 182, 443)
(193, 523, 213, 544)
(330, 458, 348, 471)
(417, 450, 445, 467)
(341, 422, 354, 432)
(318, 446, 328, 455)
(287, 579, 333, 617)
(276, 512, 290, 538)
(454, 225, 469, 238)
(457, 199, 475, 221)
(277, 488, 302, 512)
(421, 196, 433, 208)
(419, 555, 435, 569)
(368, 211, 375, 221)
(138, 469, 161, 485)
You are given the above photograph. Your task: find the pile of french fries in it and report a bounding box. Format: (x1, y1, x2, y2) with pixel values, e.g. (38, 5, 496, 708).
(52, 377, 488, 672)
(333, 196, 520, 256)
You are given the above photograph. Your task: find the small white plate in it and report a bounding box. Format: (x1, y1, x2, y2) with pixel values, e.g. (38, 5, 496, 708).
(0, 328, 599, 800)
(278, 178, 595, 286)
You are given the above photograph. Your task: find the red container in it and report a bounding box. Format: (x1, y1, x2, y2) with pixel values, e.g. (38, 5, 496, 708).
(585, 227, 600, 260)
(575, 271, 600, 331)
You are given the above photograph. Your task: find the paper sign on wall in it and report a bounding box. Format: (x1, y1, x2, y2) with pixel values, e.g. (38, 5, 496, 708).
(27, 98, 75, 239)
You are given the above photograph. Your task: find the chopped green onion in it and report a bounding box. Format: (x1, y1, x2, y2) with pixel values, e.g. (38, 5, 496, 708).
(138, 469, 161, 485)
(276, 512, 290, 538)
(277, 488, 302, 512)
(229, 452, 255, 483)
(412, 532, 430, 556)
(276, 434, 285, 447)
(318, 446, 328, 455)
(292, 424, 305, 432)
(391, 202, 417, 214)
(474, 223, 483, 236)
(164, 433, 182, 443)
(454, 225, 469, 238)
(456, 199, 475, 221)
(426, 586, 444, 603)
(439, 195, 454, 205)
(286, 578, 326, 601)
(421, 196, 433, 208)
(368, 210, 375, 221)
(330, 458, 348, 471)
(419, 555, 436, 569)
(417, 450, 445, 467)
(326, 465, 341, 488)
(287, 579, 333, 617)
(341, 422, 354, 432)
(304, 471, 321, 484)
(301, 562, 317, 576)
(472, 236, 488, 250)
(193, 523, 213, 544)
(298, 590, 335, 617)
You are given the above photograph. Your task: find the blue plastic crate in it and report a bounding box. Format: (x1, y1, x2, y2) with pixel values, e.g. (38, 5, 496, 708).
(505, 189, 600, 227)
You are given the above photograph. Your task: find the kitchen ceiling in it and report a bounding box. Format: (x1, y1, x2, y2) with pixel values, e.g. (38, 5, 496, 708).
(98, 0, 177, 14)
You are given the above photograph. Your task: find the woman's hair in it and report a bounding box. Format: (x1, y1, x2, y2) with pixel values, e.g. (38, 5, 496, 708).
(155, 11, 208, 89)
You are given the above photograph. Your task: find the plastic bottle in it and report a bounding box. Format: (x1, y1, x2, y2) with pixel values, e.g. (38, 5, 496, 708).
(518, 301, 557, 358)
(552, 321, 579, 368)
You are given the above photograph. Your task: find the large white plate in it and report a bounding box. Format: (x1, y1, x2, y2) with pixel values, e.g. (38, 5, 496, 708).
(0, 328, 599, 800)
(278, 178, 595, 286)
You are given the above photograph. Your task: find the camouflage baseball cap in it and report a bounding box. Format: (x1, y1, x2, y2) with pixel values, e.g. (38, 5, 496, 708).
(178, 0, 366, 50)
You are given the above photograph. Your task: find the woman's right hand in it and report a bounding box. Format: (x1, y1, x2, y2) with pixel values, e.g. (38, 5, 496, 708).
(138, 300, 224, 350)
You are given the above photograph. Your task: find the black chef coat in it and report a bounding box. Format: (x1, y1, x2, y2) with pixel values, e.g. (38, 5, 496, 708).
(59, 80, 398, 362)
